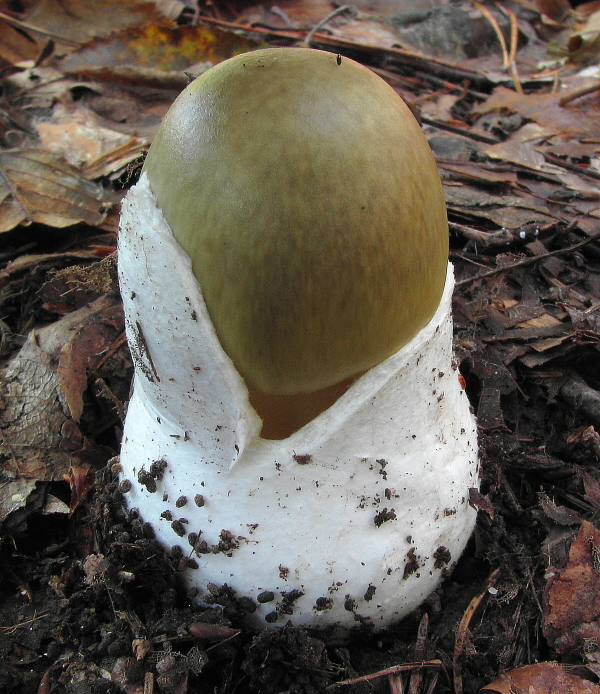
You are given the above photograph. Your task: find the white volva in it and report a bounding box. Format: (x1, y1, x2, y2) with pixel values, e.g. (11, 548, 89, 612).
(117, 174, 479, 629)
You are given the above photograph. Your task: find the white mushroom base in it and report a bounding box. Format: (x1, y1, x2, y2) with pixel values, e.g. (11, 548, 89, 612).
(118, 174, 479, 630)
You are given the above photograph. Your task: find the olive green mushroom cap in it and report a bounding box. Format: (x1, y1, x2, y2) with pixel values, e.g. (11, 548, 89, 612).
(142, 47, 448, 395)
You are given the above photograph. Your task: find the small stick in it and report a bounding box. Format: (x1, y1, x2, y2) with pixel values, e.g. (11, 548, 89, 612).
(454, 568, 500, 694)
(0, 10, 83, 46)
(559, 80, 600, 106)
(304, 6, 355, 46)
(329, 659, 448, 688)
(456, 231, 600, 287)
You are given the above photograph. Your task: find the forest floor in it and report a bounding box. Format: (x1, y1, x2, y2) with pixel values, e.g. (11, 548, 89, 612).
(0, 0, 599, 692)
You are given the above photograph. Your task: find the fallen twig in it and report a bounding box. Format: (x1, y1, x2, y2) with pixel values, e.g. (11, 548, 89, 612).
(304, 5, 355, 46)
(561, 372, 600, 428)
(328, 659, 448, 688)
(454, 569, 500, 694)
(456, 231, 600, 287)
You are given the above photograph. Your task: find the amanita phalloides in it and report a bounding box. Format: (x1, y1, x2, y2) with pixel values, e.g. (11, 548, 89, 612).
(118, 47, 478, 629)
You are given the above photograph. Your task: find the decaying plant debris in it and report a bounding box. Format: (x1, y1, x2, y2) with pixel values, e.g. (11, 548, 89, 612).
(0, 0, 599, 692)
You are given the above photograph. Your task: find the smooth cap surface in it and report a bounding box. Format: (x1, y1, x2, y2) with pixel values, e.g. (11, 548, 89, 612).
(143, 47, 448, 394)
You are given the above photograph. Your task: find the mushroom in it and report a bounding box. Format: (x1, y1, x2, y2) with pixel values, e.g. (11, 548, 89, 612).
(118, 47, 478, 629)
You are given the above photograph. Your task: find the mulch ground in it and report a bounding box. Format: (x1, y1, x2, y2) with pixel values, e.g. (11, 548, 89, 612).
(1, 2, 600, 691)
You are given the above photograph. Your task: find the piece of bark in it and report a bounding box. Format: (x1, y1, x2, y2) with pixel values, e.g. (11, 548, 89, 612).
(561, 372, 600, 428)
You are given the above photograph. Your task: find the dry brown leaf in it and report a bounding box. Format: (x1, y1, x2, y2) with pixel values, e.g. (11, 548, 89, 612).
(0, 478, 38, 528)
(57, 296, 124, 423)
(0, 19, 40, 64)
(518, 314, 563, 329)
(481, 661, 600, 693)
(567, 9, 600, 63)
(484, 140, 548, 171)
(444, 185, 558, 229)
(469, 488, 495, 517)
(21, 0, 166, 47)
(474, 85, 600, 138)
(1, 330, 79, 453)
(529, 334, 573, 351)
(36, 104, 142, 169)
(83, 138, 148, 180)
(0, 150, 113, 232)
(59, 23, 259, 74)
(544, 137, 600, 161)
(0, 293, 126, 524)
(65, 465, 95, 513)
(0, 330, 82, 525)
(543, 520, 600, 654)
(554, 171, 600, 199)
(539, 491, 582, 525)
(439, 161, 518, 185)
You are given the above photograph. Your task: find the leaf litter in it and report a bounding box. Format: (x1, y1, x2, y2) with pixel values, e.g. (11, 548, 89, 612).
(0, 0, 599, 692)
